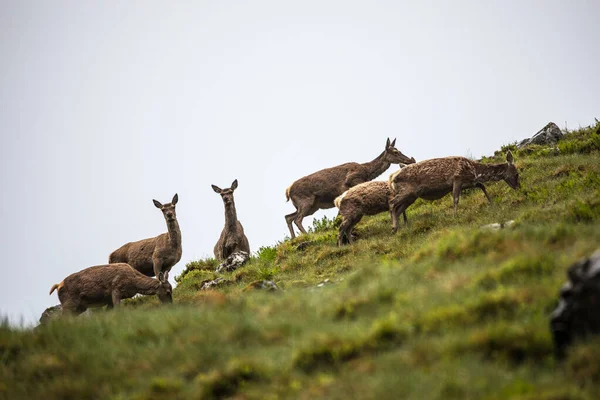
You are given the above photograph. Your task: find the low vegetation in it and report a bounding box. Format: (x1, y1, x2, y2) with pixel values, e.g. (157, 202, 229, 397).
(2, 121, 600, 399)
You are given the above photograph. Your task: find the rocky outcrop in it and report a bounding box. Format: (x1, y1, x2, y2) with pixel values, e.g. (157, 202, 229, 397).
(200, 277, 231, 290)
(242, 280, 280, 291)
(550, 250, 600, 359)
(215, 251, 250, 273)
(518, 122, 564, 148)
(39, 305, 62, 324)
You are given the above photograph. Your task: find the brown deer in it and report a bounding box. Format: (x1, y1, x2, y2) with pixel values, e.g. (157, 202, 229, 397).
(109, 194, 182, 282)
(285, 138, 415, 238)
(388, 151, 519, 233)
(212, 179, 250, 260)
(334, 180, 407, 246)
(49, 263, 172, 315)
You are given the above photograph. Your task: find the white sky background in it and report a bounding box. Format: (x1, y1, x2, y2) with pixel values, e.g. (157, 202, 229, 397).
(1, 1, 598, 325)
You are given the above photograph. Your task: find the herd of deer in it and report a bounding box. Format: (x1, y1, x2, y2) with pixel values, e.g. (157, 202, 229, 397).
(48, 138, 520, 317)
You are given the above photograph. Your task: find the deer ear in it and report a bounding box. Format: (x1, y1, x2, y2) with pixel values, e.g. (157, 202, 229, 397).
(506, 151, 514, 165)
(153, 199, 163, 208)
(211, 185, 222, 194)
(391, 138, 396, 147)
(171, 193, 178, 205)
(386, 138, 391, 149)
(231, 179, 238, 190)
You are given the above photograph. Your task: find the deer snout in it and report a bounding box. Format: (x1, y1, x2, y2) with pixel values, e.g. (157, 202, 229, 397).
(410, 157, 416, 163)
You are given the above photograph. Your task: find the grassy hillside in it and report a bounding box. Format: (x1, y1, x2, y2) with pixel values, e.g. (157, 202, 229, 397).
(2, 121, 600, 400)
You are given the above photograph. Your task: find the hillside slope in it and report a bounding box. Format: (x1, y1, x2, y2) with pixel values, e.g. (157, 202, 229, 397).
(2, 121, 600, 400)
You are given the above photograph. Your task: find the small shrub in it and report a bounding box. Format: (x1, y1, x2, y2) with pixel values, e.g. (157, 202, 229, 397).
(256, 246, 277, 262)
(308, 215, 340, 234)
(568, 197, 600, 222)
(176, 259, 219, 283)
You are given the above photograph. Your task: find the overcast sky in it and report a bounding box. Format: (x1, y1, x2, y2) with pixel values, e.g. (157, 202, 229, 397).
(1, 1, 598, 325)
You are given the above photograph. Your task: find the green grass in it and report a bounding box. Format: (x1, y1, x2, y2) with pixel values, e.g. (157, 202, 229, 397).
(2, 121, 600, 399)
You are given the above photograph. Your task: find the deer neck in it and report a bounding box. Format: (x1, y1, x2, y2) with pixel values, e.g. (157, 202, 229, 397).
(474, 162, 508, 182)
(136, 276, 161, 295)
(361, 151, 391, 181)
(224, 202, 238, 228)
(166, 219, 181, 248)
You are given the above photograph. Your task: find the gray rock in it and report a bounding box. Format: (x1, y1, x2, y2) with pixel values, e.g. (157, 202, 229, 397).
(39, 305, 62, 324)
(215, 251, 249, 273)
(550, 250, 600, 359)
(316, 278, 332, 288)
(200, 277, 230, 290)
(518, 122, 564, 148)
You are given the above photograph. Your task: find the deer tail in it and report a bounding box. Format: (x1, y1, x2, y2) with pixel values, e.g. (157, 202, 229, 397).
(49, 281, 64, 295)
(334, 191, 347, 209)
(285, 186, 292, 202)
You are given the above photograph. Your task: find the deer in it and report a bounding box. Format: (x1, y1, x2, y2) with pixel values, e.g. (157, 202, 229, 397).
(285, 138, 415, 239)
(212, 179, 250, 260)
(388, 151, 520, 233)
(49, 263, 172, 315)
(109, 194, 181, 282)
(334, 180, 407, 246)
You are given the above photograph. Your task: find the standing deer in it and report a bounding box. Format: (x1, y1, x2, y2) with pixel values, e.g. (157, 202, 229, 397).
(109, 194, 182, 282)
(285, 138, 415, 238)
(49, 263, 172, 315)
(212, 179, 250, 260)
(388, 151, 519, 233)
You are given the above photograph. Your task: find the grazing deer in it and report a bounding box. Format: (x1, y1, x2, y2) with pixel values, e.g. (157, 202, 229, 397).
(49, 263, 172, 315)
(212, 179, 250, 260)
(109, 194, 182, 282)
(388, 151, 519, 233)
(285, 138, 415, 238)
(334, 180, 407, 246)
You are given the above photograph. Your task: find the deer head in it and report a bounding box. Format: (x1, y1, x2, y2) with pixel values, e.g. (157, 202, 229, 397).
(157, 280, 173, 303)
(212, 180, 238, 206)
(384, 138, 415, 165)
(153, 194, 179, 223)
(503, 151, 520, 189)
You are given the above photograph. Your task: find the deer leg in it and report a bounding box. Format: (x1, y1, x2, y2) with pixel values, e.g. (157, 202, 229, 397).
(338, 214, 362, 246)
(475, 182, 492, 204)
(345, 214, 362, 244)
(452, 181, 463, 216)
(153, 259, 164, 281)
(62, 302, 86, 317)
(338, 217, 350, 246)
(391, 192, 417, 233)
(294, 200, 317, 236)
(111, 291, 121, 308)
(285, 210, 298, 239)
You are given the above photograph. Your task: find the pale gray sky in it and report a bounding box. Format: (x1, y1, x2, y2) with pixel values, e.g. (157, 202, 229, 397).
(1, 1, 598, 325)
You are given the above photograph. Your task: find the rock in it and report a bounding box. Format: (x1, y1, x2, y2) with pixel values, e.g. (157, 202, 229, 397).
(215, 251, 249, 273)
(316, 278, 332, 288)
(243, 280, 280, 291)
(295, 240, 315, 252)
(200, 277, 231, 290)
(517, 122, 564, 148)
(39, 305, 62, 324)
(550, 250, 600, 359)
(481, 220, 515, 230)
